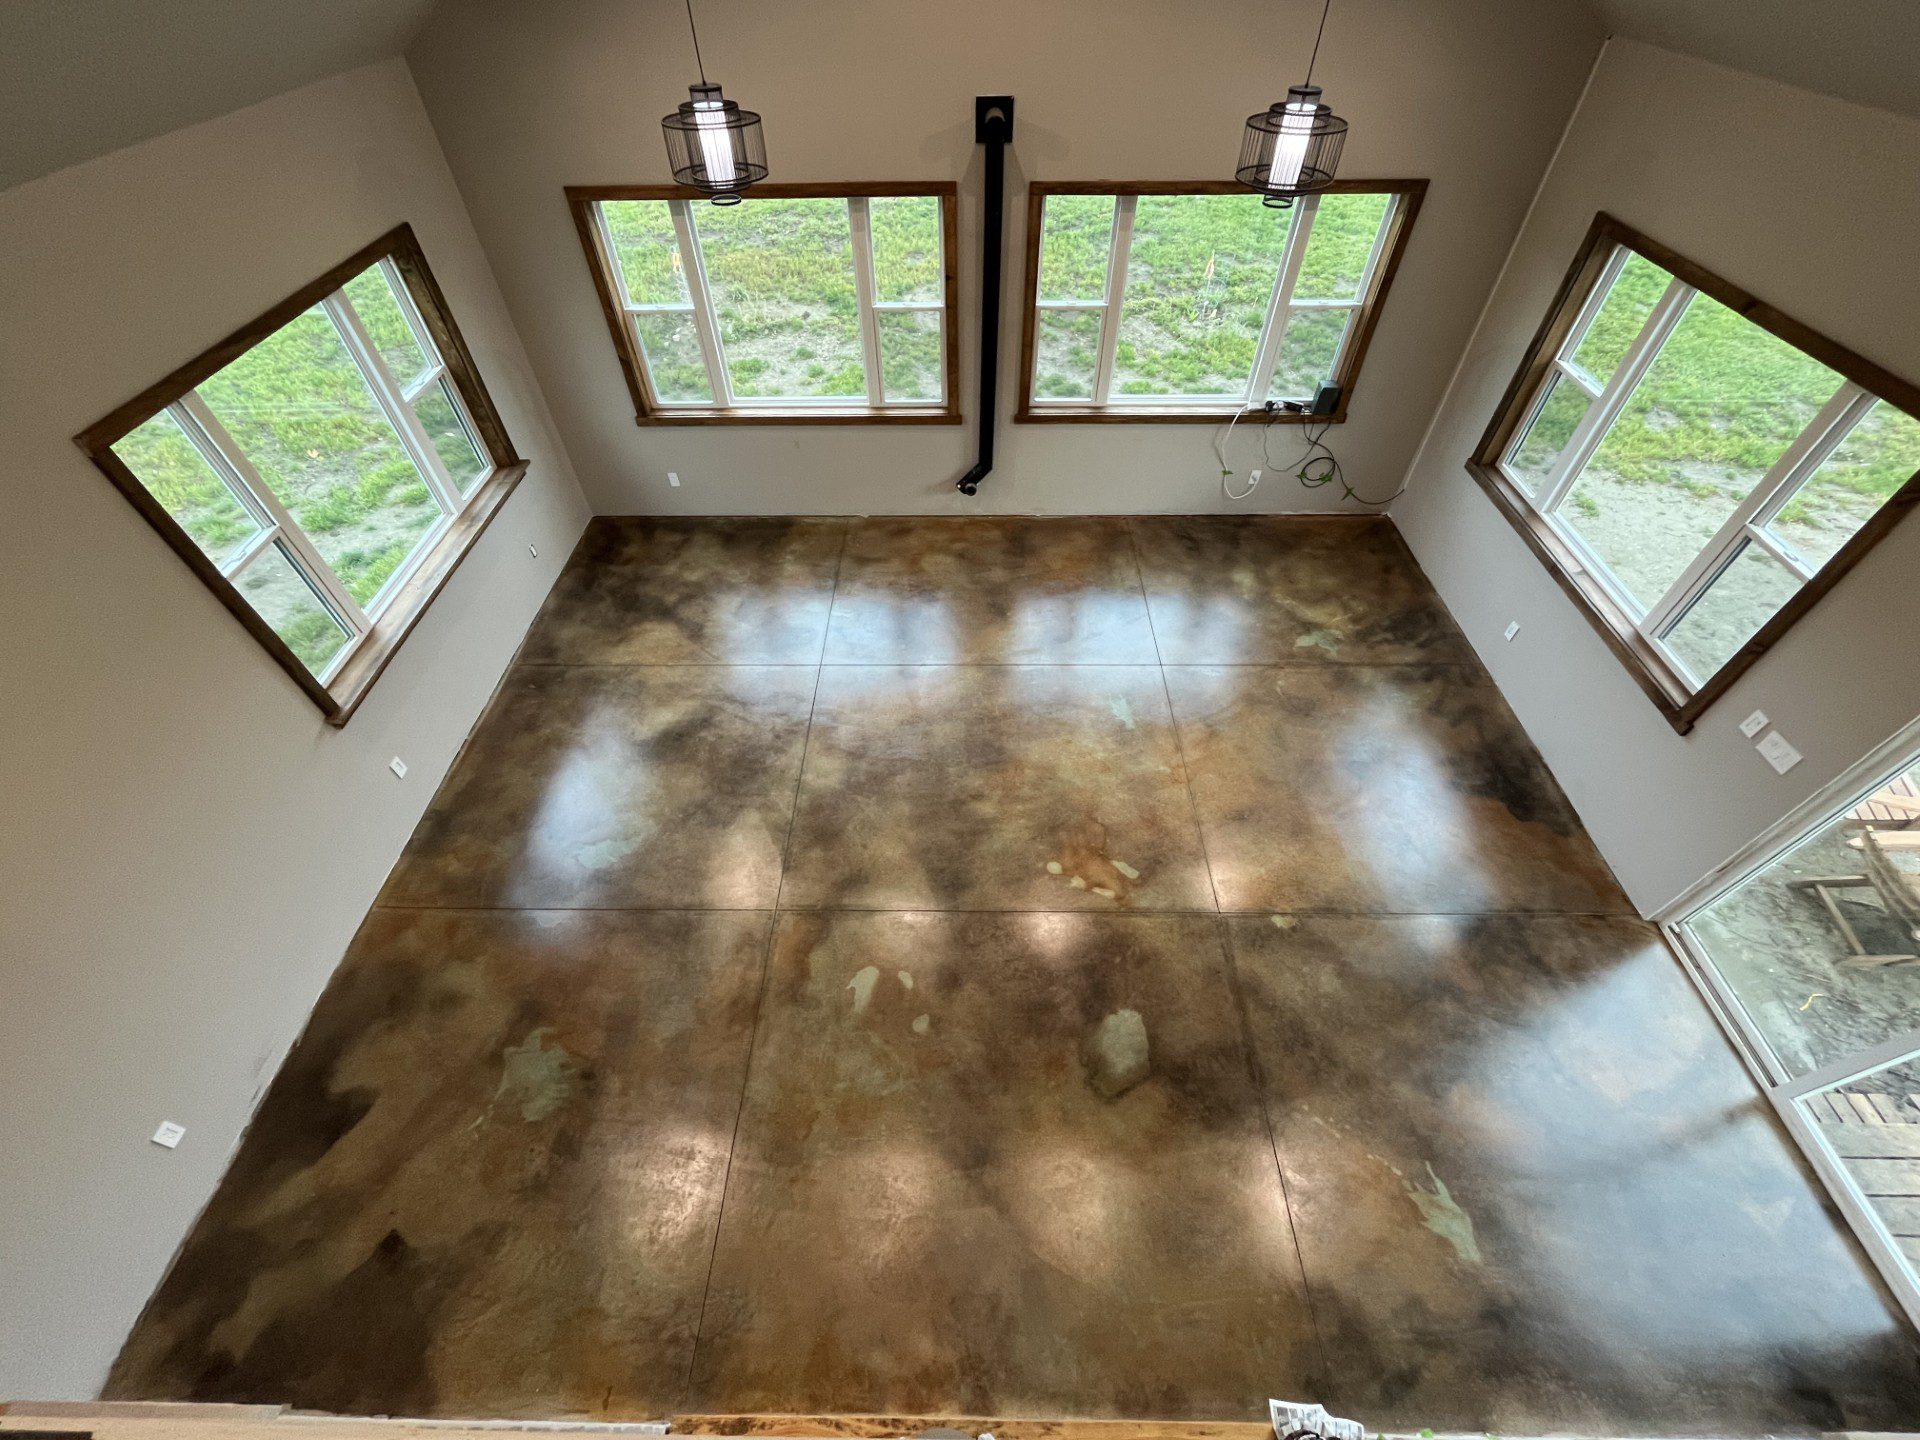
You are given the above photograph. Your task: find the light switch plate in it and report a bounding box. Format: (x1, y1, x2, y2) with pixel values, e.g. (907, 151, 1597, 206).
(1739, 709, 1770, 738)
(1757, 730, 1803, 774)
(389, 757, 408, 779)
(152, 1121, 185, 1149)
(1503, 621, 1520, 641)
(668, 471, 681, 487)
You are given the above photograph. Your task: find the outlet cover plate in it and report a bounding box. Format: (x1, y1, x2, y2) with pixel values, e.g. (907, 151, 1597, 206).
(1757, 731, 1803, 774)
(1739, 709, 1770, 738)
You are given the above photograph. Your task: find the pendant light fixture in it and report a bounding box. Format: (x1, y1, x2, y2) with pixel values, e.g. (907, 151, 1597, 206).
(1236, 0, 1348, 208)
(660, 0, 767, 204)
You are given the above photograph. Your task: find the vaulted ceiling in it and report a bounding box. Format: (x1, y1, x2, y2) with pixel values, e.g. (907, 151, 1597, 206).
(3, 0, 1917, 195)
(0, 0, 441, 192)
(1588, 0, 1920, 121)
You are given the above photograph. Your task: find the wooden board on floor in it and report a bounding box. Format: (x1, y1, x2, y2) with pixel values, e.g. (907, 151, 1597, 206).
(671, 1418, 1274, 1440)
(1, 1403, 655, 1438)
(0, 1408, 1277, 1440)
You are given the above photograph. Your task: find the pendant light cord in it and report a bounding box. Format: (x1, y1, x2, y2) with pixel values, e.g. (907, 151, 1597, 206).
(1303, 0, 1332, 89)
(684, 0, 708, 85)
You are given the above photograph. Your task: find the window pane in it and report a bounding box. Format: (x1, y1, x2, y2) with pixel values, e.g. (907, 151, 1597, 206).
(1686, 755, 1920, 1078)
(870, 195, 942, 304)
(1555, 292, 1844, 611)
(1038, 195, 1116, 303)
(1567, 251, 1668, 388)
(694, 197, 866, 400)
(1771, 400, 1920, 573)
(342, 264, 433, 390)
(1112, 194, 1291, 398)
(414, 377, 488, 492)
(600, 200, 692, 307)
(1032, 310, 1102, 400)
(1800, 1054, 1920, 1281)
(112, 409, 263, 569)
(631, 310, 713, 404)
(199, 304, 446, 607)
(1294, 192, 1389, 302)
(1268, 306, 1350, 401)
(877, 309, 942, 403)
(1661, 540, 1802, 681)
(235, 541, 350, 676)
(1506, 371, 1593, 495)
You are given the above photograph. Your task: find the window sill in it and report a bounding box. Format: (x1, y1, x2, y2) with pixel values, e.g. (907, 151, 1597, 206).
(321, 459, 528, 727)
(1465, 459, 1710, 735)
(635, 407, 961, 426)
(1016, 405, 1346, 425)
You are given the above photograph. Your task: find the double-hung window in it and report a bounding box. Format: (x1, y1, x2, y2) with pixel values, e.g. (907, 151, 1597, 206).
(1471, 214, 1920, 731)
(77, 225, 523, 723)
(1017, 181, 1424, 421)
(569, 184, 959, 423)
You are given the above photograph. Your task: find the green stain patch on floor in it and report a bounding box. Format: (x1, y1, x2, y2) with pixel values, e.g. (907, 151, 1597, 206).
(847, 965, 881, 1015)
(1086, 1008, 1150, 1099)
(574, 835, 640, 870)
(1108, 696, 1138, 730)
(1405, 1162, 1481, 1265)
(494, 1027, 578, 1123)
(1294, 628, 1342, 657)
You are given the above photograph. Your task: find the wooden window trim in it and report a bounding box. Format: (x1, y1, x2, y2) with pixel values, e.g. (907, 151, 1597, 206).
(1468, 211, 1920, 735)
(74, 223, 528, 727)
(566, 181, 963, 426)
(1014, 177, 1427, 424)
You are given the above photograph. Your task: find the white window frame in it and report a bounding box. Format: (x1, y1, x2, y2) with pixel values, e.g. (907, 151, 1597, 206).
(589, 194, 950, 414)
(141, 260, 488, 684)
(1494, 242, 1887, 694)
(1026, 189, 1403, 412)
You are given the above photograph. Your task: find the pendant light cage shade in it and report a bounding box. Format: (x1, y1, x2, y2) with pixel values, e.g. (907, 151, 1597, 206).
(1237, 84, 1346, 208)
(663, 82, 767, 203)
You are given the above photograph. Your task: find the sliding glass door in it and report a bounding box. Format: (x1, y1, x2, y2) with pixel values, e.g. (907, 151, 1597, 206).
(1666, 724, 1920, 1321)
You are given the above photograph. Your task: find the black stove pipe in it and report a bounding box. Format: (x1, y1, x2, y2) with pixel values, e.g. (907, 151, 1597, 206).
(957, 95, 1014, 496)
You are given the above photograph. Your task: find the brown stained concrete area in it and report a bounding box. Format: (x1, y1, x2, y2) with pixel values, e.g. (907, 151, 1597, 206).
(107, 516, 1920, 1433)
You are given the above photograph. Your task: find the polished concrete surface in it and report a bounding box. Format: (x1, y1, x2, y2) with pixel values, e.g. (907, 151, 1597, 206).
(109, 516, 1920, 1431)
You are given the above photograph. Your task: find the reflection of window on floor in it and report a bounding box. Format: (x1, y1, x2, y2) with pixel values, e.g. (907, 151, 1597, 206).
(580, 189, 952, 418)
(1489, 230, 1920, 699)
(106, 257, 494, 682)
(1686, 761, 1920, 1079)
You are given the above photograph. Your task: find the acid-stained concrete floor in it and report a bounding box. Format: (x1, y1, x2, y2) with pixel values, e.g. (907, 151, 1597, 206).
(107, 516, 1920, 1432)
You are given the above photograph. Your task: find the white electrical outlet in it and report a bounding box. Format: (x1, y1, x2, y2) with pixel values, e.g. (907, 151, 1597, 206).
(667, 471, 682, 487)
(151, 1121, 185, 1150)
(1756, 730, 1803, 775)
(1739, 709, 1769, 738)
(1503, 621, 1520, 641)
(389, 756, 408, 779)
(1248, 468, 1263, 485)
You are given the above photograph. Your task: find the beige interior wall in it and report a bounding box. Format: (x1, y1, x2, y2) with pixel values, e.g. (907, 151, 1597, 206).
(405, 0, 1604, 516)
(1392, 39, 1920, 912)
(0, 58, 591, 1398)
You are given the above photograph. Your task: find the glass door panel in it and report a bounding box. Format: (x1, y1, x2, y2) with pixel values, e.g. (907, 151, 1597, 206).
(1683, 757, 1920, 1079)
(1786, 1047, 1920, 1315)
(1673, 729, 1920, 1326)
